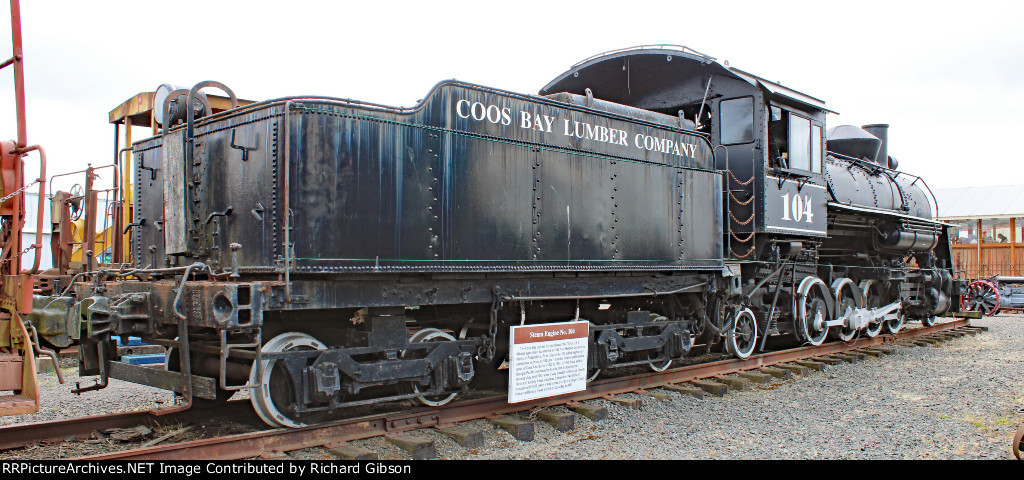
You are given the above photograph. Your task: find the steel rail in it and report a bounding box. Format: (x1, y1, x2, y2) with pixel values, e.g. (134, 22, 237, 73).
(77, 318, 973, 460)
(0, 401, 255, 451)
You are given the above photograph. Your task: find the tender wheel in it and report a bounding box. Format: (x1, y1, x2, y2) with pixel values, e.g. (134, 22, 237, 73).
(860, 280, 885, 338)
(583, 320, 601, 383)
(646, 314, 673, 372)
(249, 331, 327, 428)
(962, 280, 1000, 316)
(406, 328, 459, 407)
(832, 282, 859, 342)
(724, 308, 758, 360)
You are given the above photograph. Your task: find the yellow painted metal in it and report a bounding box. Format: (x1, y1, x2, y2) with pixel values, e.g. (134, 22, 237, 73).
(70, 219, 115, 263)
(121, 117, 132, 263)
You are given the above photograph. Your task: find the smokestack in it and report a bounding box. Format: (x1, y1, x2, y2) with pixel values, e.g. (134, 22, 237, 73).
(861, 124, 889, 168)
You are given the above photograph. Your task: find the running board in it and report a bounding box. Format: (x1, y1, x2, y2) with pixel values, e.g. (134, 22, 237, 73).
(108, 361, 218, 399)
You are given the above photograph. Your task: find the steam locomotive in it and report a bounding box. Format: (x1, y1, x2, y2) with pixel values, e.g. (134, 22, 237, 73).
(12, 46, 958, 428)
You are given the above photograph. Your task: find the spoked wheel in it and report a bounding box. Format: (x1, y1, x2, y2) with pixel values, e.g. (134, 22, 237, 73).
(962, 280, 1000, 316)
(884, 281, 905, 334)
(724, 308, 758, 360)
(796, 283, 829, 346)
(860, 280, 885, 338)
(406, 328, 459, 407)
(249, 331, 327, 428)
(885, 312, 906, 334)
(832, 281, 860, 342)
(1013, 424, 1024, 459)
(646, 314, 673, 372)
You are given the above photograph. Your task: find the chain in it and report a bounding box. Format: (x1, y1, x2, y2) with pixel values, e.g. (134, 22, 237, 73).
(0, 179, 40, 205)
(731, 243, 756, 259)
(728, 170, 753, 186)
(731, 231, 755, 243)
(729, 191, 755, 205)
(0, 244, 36, 266)
(729, 211, 754, 226)
(478, 296, 500, 361)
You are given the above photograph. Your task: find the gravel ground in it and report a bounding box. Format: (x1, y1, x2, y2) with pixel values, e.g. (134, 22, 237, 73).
(351, 314, 1024, 460)
(0, 358, 177, 427)
(2, 314, 1022, 459)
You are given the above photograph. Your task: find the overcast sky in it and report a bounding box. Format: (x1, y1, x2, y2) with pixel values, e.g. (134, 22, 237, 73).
(0, 0, 1020, 197)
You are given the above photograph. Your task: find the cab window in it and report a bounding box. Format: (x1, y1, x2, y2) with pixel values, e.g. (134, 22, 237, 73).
(720, 97, 754, 145)
(768, 107, 822, 173)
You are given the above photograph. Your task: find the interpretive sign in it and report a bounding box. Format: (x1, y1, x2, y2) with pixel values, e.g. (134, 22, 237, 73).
(508, 321, 589, 403)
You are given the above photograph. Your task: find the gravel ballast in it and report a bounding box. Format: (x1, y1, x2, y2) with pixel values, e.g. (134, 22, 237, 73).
(2, 314, 1022, 459)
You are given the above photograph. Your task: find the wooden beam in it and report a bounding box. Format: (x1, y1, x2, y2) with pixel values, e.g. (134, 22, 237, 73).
(977, 219, 983, 279)
(1012, 217, 1017, 275)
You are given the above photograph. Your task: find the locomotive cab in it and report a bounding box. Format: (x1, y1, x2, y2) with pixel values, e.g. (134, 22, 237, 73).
(544, 45, 957, 350)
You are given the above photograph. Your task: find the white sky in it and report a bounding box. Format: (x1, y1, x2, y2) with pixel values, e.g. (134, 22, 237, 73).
(0, 0, 1020, 194)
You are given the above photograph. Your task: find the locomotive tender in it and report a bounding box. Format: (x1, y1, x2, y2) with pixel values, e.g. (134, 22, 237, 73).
(26, 46, 958, 427)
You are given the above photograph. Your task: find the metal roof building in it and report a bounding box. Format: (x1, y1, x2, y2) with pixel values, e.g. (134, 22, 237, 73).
(932, 185, 1024, 279)
(933, 185, 1024, 221)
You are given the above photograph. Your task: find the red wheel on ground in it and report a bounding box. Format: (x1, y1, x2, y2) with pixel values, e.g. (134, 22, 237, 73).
(961, 281, 1000, 316)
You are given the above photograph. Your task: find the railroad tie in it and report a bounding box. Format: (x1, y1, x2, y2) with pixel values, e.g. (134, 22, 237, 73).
(737, 371, 773, 385)
(715, 375, 752, 391)
(386, 434, 437, 460)
(490, 416, 535, 441)
(663, 384, 705, 399)
(812, 356, 842, 366)
(324, 441, 378, 460)
(536, 410, 576, 432)
(757, 366, 793, 379)
(257, 450, 290, 460)
(847, 351, 869, 361)
(867, 346, 895, 355)
(636, 389, 673, 402)
(567, 402, 608, 421)
(775, 363, 810, 375)
(856, 349, 882, 358)
(791, 360, 824, 372)
(606, 395, 644, 409)
(434, 426, 485, 449)
(689, 379, 728, 397)
(828, 353, 857, 364)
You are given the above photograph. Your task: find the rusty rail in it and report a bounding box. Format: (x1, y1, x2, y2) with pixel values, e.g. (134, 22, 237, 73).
(0, 400, 256, 451)
(75, 318, 972, 460)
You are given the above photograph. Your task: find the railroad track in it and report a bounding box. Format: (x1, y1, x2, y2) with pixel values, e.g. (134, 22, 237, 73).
(14, 318, 971, 460)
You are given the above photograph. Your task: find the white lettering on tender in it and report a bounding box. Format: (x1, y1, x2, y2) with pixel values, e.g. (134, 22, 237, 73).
(456, 97, 698, 158)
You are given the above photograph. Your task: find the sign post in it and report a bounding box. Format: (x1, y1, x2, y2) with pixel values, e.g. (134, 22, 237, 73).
(508, 321, 589, 403)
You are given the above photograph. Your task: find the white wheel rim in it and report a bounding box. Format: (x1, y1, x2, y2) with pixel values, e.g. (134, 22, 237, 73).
(407, 328, 458, 407)
(249, 332, 326, 428)
(646, 315, 672, 372)
(727, 308, 758, 359)
(860, 280, 884, 338)
(886, 313, 905, 334)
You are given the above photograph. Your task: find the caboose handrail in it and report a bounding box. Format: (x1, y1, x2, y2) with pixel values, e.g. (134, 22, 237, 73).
(570, 45, 716, 68)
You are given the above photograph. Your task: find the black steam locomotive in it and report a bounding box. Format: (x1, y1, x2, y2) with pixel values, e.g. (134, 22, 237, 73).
(33, 46, 956, 427)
